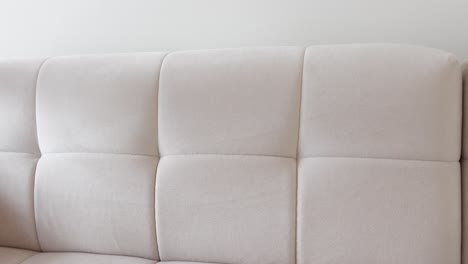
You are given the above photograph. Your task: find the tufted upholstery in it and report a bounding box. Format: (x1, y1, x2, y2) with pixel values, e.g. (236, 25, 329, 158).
(299, 45, 461, 264)
(0, 44, 465, 264)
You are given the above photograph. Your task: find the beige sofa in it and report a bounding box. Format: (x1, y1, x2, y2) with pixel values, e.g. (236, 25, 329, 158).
(0, 44, 466, 264)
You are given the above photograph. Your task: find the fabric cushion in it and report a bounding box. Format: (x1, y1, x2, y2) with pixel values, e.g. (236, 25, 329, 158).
(299, 44, 461, 161)
(0, 154, 39, 251)
(33, 53, 166, 260)
(298, 157, 460, 264)
(298, 44, 462, 264)
(156, 155, 295, 264)
(0, 58, 45, 251)
(36, 53, 165, 155)
(0, 58, 45, 154)
(35, 153, 159, 259)
(158, 47, 304, 157)
(0, 45, 463, 264)
(156, 47, 303, 264)
(20, 252, 155, 264)
(0, 247, 36, 264)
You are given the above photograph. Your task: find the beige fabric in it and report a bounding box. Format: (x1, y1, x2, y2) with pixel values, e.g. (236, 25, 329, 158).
(0, 247, 36, 264)
(298, 157, 460, 264)
(31, 53, 166, 260)
(159, 47, 304, 157)
(299, 44, 461, 161)
(297, 44, 462, 264)
(0, 154, 40, 250)
(156, 48, 302, 264)
(0, 58, 44, 154)
(36, 53, 165, 155)
(0, 45, 463, 264)
(21, 252, 155, 264)
(0, 58, 44, 251)
(156, 155, 295, 264)
(35, 153, 159, 259)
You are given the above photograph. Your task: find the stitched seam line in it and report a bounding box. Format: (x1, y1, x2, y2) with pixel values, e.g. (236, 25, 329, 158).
(17, 251, 39, 264)
(16, 250, 157, 261)
(0, 151, 40, 156)
(294, 47, 306, 264)
(300, 156, 459, 163)
(32, 151, 459, 163)
(32, 57, 51, 252)
(155, 52, 169, 261)
(39, 152, 158, 158)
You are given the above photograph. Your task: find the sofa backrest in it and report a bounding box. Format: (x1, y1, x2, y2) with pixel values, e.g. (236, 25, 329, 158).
(0, 44, 464, 264)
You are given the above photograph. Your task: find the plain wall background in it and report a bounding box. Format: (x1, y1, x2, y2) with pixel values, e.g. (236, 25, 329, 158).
(1, 0, 468, 59)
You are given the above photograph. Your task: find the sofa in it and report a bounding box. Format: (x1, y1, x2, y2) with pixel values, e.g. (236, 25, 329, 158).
(0, 44, 466, 264)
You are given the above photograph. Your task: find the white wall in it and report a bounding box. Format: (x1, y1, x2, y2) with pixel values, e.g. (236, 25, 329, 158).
(1, 0, 468, 59)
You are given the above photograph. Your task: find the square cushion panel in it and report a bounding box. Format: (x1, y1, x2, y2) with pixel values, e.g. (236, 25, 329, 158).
(158, 47, 304, 157)
(298, 157, 460, 264)
(156, 155, 295, 264)
(0, 247, 36, 264)
(299, 44, 461, 161)
(0, 58, 45, 154)
(36, 53, 165, 155)
(0, 154, 40, 250)
(35, 154, 159, 259)
(21, 252, 155, 264)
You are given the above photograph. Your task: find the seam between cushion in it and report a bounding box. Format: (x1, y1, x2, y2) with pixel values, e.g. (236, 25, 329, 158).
(155, 52, 169, 261)
(294, 47, 306, 264)
(15, 250, 158, 262)
(0, 151, 40, 156)
(32, 57, 51, 252)
(34, 151, 457, 163)
(34, 57, 51, 156)
(61, 250, 157, 261)
(31, 160, 41, 252)
(159, 153, 296, 160)
(300, 156, 459, 163)
(160, 153, 456, 163)
(17, 251, 39, 264)
(39, 152, 158, 158)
